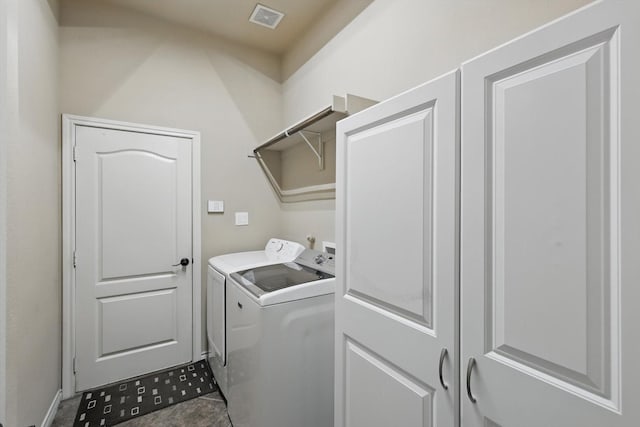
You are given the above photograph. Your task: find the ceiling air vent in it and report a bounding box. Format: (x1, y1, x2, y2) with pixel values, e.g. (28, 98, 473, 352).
(249, 4, 285, 29)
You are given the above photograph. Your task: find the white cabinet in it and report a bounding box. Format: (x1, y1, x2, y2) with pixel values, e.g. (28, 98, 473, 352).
(335, 1, 639, 426)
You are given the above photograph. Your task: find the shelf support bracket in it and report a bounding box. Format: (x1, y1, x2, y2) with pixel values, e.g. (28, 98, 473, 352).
(297, 130, 324, 170)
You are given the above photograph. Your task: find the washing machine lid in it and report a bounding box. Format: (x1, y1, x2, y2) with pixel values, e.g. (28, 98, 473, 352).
(208, 239, 305, 274)
(209, 250, 270, 273)
(231, 262, 334, 297)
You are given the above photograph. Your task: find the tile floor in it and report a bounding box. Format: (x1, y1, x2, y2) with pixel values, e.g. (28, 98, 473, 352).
(51, 390, 232, 427)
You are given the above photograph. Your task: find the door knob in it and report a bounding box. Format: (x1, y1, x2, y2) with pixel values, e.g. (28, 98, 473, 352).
(173, 258, 190, 267)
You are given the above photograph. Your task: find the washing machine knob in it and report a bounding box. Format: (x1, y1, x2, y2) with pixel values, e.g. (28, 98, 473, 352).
(314, 254, 327, 264)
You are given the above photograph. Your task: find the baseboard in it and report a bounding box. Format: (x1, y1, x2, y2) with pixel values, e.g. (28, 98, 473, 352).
(41, 389, 61, 427)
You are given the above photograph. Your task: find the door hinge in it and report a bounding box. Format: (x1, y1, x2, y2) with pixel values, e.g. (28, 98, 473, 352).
(73, 251, 77, 268)
(73, 357, 77, 374)
(73, 145, 78, 162)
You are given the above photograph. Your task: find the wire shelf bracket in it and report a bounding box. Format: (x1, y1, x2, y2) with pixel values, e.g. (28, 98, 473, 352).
(293, 129, 324, 170)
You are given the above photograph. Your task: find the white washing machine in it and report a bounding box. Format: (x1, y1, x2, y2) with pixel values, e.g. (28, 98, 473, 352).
(206, 238, 305, 399)
(226, 249, 336, 427)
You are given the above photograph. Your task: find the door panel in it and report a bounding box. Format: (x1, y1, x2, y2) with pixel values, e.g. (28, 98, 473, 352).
(336, 70, 459, 427)
(99, 150, 178, 278)
(490, 31, 612, 396)
(75, 125, 193, 391)
(461, 1, 639, 425)
(346, 109, 434, 326)
(99, 289, 177, 356)
(345, 339, 433, 427)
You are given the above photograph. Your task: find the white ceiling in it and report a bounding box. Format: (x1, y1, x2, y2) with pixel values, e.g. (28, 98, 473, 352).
(101, 0, 370, 55)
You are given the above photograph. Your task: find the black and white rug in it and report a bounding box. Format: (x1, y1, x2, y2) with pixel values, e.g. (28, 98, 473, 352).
(73, 360, 216, 427)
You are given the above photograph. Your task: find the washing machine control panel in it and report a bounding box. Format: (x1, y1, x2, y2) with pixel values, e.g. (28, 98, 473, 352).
(265, 238, 305, 261)
(295, 249, 335, 274)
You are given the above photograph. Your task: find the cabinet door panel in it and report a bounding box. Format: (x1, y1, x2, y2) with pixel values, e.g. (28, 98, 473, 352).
(461, 2, 640, 426)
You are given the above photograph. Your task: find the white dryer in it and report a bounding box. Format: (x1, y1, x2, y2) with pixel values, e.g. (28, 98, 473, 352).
(226, 249, 336, 427)
(206, 238, 304, 398)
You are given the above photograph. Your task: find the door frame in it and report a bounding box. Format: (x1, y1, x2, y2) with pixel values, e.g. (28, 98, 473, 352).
(62, 114, 202, 398)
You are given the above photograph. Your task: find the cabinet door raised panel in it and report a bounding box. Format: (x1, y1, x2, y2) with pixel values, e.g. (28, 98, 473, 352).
(461, 1, 640, 426)
(335, 70, 459, 427)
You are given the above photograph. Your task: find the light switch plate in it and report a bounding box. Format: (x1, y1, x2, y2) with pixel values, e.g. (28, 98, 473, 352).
(208, 200, 224, 213)
(235, 212, 249, 226)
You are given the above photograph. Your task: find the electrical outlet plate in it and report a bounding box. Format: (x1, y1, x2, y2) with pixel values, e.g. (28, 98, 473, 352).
(235, 212, 249, 226)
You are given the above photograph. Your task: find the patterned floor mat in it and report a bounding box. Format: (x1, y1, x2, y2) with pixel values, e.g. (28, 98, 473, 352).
(73, 360, 216, 426)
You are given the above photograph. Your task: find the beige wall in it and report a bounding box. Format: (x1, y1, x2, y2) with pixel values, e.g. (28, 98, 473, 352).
(4, 0, 61, 426)
(282, 0, 374, 80)
(0, 0, 13, 422)
(59, 0, 286, 355)
(279, 0, 594, 247)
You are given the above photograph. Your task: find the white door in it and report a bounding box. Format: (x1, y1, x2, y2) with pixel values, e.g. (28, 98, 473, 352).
(461, 1, 640, 426)
(74, 124, 193, 391)
(335, 70, 459, 427)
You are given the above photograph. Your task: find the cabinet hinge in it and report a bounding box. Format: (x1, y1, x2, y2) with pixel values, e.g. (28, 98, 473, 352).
(73, 251, 77, 268)
(73, 145, 78, 162)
